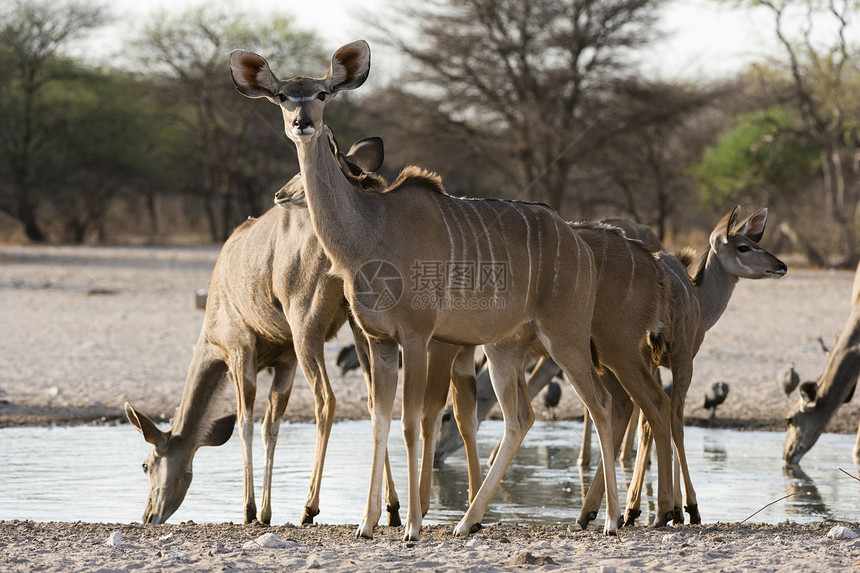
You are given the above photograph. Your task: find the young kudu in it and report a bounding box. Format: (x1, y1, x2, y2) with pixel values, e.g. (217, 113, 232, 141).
(230, 40, 620, 540)
(606, 206, 787, 526)
(784, 259, 860, 465)
(124, 137, 406, 527)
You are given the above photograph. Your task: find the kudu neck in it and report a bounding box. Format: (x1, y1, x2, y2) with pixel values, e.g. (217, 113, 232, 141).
(696, 249, 739, 332)
(294, 130, 375, 269)
(171, 349, 227, 440)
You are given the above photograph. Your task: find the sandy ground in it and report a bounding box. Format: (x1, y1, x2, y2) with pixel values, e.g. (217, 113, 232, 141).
(2, 244, 860, 571)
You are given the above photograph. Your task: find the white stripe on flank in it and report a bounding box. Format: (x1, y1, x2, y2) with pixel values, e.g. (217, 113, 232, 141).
(664, 263, 691, 304)
(624, 239, 636, 302)
(512, 203, 534, 305)
(595, 231, 608, 288)
(466, 201, 495, 295)
(445, 200, 468, 274)
(432, 194, 456, 267)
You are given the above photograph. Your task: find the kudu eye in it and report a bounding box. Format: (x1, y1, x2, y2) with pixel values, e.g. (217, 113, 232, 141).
(317, 91, 329, 101)
(276, 93, 287, 103)
(142, 462, 149, 473)
(737, 244, 751, 253)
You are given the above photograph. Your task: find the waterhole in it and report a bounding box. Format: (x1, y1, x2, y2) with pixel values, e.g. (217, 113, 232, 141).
(2, 420, 858, 526)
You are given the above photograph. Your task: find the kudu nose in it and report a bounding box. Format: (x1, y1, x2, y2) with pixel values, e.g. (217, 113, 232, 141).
(293, 116, 312, 132)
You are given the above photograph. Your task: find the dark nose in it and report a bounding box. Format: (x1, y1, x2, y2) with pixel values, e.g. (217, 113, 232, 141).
(293, 115, 312, 131)
(778, 261, 787, 273)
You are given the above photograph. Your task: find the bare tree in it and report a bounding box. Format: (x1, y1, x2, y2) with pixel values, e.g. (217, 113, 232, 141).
(363, 0, 669, 217)
(129, 7, 324, 241)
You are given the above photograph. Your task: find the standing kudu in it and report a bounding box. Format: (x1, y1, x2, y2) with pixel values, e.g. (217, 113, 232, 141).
(614, 206, 787, 526)
(125, 136, 405, 526)
(230, 40, 620, 540)
(784, 259, 860, 465)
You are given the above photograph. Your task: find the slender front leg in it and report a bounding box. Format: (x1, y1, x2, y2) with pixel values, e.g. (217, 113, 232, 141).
(400, 335, 431, 541)
(260, 349, 297, 524)
(625, 410, 652, 526)
(350, 322, 401, 526)
(291, 330, 337, 525)
(419, 342, 460, 517)
(229, 346, 258, 524)
(357, 337, 400, 539)
(671, 366, 699, 524)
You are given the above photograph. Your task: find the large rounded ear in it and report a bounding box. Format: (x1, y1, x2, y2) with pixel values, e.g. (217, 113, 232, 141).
(733, 208, 768, 243)
(201, 412, 236, 447)
(230, 50, 280, 99)
(125, 402, 168, 448)
(709, 205, 740, 252)
(325, 40, 371, 95)
(345, 137, 384, 173)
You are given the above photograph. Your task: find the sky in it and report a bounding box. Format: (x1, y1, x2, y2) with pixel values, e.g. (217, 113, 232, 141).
(79, 0, 779, 82)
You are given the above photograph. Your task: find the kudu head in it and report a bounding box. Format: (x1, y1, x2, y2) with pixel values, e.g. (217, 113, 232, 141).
(783, 381, 824, 465)
(274, 130, 385, 208)
(707, 206, 787, 280)
(230, 40, 371, 145)
(125, 402, 235, 524)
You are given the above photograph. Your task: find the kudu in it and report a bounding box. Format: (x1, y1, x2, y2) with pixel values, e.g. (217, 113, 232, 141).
(784, 259, 860, 465)
(419, 221, 679, 526)
(230, 40, 620, 540)
(125, 135, 406, 526)
(611, 206, 787, 526)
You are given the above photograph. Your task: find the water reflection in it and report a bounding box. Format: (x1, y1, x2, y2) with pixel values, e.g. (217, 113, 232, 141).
(1, 421, 859, 526)
(783, 464, 833, 520)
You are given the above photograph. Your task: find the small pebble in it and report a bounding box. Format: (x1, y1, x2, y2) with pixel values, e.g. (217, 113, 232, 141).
(601, 566, 616, 573)
(827, 525, 858, 540)
(661, 533, 683, 544)
(306, 555, 320, 569)
(105, 531, 121, 547)
(242, 532, 297, 549)
(568, 523, 582, 533)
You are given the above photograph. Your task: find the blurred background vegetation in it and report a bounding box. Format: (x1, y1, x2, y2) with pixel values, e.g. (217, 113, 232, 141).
(1, 0, 859, 266)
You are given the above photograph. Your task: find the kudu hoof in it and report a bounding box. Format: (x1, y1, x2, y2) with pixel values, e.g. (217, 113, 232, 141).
(652, 510, 674, 528)
(470, 522, 483, 534)
(387, 503, 402, 527)
(622, 509, 641, 527)
(578, 510, 598, 530)
(672, 507, 684, 525)
(685, 504, 701, 524)
(300, 506, 320, 525)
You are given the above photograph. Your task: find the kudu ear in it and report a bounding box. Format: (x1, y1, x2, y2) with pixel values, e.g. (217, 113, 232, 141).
(201, 412, 236, 447)
(125, 402, 168, 448)
(325, 40, 371, 95)
(709, 205, 741, 252)
(733, 208, 768, 243)
(345, 137, 384, 173)
(230, 50, 280, 99)
(799, 381, 818, 405)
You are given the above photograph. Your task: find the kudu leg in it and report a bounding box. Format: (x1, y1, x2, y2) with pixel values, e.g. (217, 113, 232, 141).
(292, 331, 337, 525)
(670, 369, 699, 524)
(450, 347, 483, 505)
(552, 347, 621, 535)
(620, 403, 640, 467)
(418, 342, 461, 517)
(578, 409, 593, 466)
(357, 337, 400, 539)
(454, 343, 533, 537)
(624, 410, 653, 526)
(229, 346, 258, 524)
(259, 349, 298, 525)
(351, 324, 400, 525)
(577, 370, 633, 529)
(400, 335, 432, 541)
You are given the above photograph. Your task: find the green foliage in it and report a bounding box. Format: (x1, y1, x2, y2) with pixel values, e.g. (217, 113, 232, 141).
(691, 107, 820, 209)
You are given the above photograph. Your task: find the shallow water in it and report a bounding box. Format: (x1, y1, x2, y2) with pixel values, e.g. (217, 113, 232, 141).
(1, 420, 858, 526)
